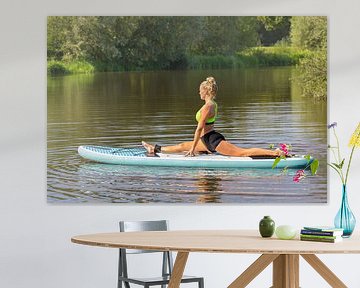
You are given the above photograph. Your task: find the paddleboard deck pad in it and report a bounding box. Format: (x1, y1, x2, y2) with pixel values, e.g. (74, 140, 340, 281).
(78, 145, 312, 169)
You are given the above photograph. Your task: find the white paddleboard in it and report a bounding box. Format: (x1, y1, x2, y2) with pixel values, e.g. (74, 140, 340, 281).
(78, 145, 312, 169)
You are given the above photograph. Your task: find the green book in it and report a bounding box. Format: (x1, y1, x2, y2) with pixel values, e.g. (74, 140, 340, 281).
(300, 234, 340, 240)
(300, 235, 342, 243)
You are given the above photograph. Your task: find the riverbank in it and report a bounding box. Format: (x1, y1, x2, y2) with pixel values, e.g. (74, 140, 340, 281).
(47, 46, 309, 75)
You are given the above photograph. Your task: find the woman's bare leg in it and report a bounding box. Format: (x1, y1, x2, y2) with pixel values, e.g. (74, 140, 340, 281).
(216, 140, 280, 157)
(142, 141, 209, 154)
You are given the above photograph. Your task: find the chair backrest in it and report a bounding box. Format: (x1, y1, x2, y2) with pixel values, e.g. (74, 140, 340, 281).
(118, 220, 174, 283)
(119, 220, 169, 254)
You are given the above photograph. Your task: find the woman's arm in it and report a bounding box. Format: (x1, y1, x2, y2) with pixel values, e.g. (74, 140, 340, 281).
(185, 104, 212, 157)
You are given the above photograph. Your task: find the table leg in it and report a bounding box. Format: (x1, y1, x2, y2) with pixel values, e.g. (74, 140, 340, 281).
(272, 254, 299, 288)
(301, 254, 347, 288)
(168, 251, 189, 288)
(228, 254, 279, 288)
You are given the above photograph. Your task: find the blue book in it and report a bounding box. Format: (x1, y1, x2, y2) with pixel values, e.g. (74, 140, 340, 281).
(302, 226, 343, 236)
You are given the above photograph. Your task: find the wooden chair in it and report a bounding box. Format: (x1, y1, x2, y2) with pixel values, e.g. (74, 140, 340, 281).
(118, 220, 204, 288)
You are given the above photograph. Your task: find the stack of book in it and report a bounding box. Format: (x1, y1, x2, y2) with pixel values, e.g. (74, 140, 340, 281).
(300, 226, 344, 243)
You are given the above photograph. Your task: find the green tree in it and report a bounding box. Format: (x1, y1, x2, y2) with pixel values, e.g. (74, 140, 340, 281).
(297, 49, 327, 100)
(77, 17, 139, 66)
(257, 16, 291, 46)
(47, 16, 76, 60)
(122, 17, 199, 69)
(48, 16, 302, 73)
(190, 17, 259, 55)
(291, 16, 327, 50)
(290, 16, 327, 99)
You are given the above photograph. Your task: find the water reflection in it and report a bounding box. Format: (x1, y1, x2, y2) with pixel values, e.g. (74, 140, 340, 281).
(195, 172, 222, 203)
(61, 162, 325, 204)
(47, 67, 327, 203)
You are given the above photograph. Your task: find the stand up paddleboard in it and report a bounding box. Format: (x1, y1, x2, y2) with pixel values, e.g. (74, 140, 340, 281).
(78, 145, 312, 169)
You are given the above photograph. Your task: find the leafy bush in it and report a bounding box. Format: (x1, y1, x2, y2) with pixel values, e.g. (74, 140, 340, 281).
(238, 46, 309, 67)
(47, 60, 69, 75)
(186, 55, 243, 69)
(48, 47, 309, 74)
(66, 61, 95, 74)
(291, 17, 327, 50)
(47, 60, 94, 75)
(290, 17, 327, 100)
(296, 49, 327, 100)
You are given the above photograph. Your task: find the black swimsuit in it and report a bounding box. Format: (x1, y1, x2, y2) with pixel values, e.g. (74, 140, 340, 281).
(200, 130, 225, 153)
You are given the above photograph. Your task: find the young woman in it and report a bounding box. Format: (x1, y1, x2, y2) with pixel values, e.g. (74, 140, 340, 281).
(142, 76, 283, 158)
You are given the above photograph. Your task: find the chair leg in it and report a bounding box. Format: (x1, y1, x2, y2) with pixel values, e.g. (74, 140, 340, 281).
(199, 278, 204, 288)
(119, 249, 130, 288)
(119, 280, 130, 288)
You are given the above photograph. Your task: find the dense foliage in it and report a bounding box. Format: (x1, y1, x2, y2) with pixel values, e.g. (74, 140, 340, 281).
(48, 16, 260, 72)
(257, 16, 291, 46)
(290, 16, 327, 100)
(47, 16, 327, 99)
(291, 16, 327, 50)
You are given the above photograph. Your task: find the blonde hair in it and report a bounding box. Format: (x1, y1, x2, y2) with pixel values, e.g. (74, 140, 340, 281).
(201, 76, 218, 98)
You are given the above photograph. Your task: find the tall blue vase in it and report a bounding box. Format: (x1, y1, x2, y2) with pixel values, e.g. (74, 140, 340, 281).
(334, 185, 356, 237)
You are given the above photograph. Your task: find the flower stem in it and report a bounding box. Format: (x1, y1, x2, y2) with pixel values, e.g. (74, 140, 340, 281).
(333, 127, 345, 184)
(333, 127, 342, 161)
(327, 163, 343, 179)
(330, 147, 339, 165)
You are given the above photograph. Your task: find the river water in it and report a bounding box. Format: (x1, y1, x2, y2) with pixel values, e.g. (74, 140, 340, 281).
(47, 67, 327, 203)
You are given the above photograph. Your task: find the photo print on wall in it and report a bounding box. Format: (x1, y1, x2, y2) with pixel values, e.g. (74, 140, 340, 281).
(47, 16, 327, 203)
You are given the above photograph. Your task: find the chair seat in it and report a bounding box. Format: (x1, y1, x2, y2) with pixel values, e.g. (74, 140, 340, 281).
(119, 274, 203, 286)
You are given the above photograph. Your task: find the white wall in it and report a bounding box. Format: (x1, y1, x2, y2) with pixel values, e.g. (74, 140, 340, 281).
(1, 0, 360, 287)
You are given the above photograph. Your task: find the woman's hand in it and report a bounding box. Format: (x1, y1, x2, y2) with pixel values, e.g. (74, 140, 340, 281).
(185, 149, 196, 157)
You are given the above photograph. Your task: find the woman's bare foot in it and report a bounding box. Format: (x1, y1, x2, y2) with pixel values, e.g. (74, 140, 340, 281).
(142, 141, 154, 154)
(274, 148, 294, 157)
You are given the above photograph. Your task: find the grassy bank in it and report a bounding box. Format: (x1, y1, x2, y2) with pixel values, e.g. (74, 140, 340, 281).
(47, 47, 309, 75)
(47, 60, 95, 75)
(239, 46, 309, 67)
(186, 47, 309, 69)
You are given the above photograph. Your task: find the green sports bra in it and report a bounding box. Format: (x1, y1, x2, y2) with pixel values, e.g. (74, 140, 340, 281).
(195, 101, 218, 125)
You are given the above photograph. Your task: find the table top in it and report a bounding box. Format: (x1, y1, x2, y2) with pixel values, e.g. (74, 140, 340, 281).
(71, 230, 360, 254)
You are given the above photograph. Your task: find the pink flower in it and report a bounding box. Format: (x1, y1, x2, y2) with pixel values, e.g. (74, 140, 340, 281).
(279, 143, 289, 156)
(293, 169, 306, 183)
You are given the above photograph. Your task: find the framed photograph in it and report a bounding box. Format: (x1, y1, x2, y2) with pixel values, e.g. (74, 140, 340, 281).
(47, 16, 327, 204)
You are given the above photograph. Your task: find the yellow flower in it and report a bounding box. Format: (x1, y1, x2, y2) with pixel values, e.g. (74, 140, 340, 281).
(349, 122, 360, 148)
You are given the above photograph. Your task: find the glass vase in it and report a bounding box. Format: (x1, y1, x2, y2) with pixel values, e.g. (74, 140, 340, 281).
(334, 185, 356, 237)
